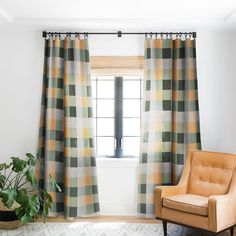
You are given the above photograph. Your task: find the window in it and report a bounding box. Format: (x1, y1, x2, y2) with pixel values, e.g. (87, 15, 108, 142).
(92, 75, 142, 158)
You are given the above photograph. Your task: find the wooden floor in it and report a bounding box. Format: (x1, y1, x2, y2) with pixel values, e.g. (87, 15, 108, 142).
(43, 216, 234, 235)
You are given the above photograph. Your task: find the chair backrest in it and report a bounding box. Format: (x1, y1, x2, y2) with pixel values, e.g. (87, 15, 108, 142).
(187, 150, 236, 197)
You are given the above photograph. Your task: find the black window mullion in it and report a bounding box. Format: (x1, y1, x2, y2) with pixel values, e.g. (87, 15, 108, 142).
(114, 77, 123, 158)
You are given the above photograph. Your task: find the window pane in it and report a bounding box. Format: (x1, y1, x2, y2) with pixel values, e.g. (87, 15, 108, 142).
(97, 100, 114, 117)
(123, 99, 140, 117)
(123, 118, 140, 136)
(97, 118, 114, 136)
(92, 80, 96, 97)
(123, 80, 140, 98)
(123, 137, 140, 157)
(97, 80, 114, 98)
(97, 137, 114, 157)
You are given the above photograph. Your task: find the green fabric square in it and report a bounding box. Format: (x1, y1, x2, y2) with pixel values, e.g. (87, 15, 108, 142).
(57, 78, 64, 89)
(70, 157, 77, 167)
(162, 152, 171, 162)
(69, 85, 76, 95)
(70, 106, 76, 117)
(163, 80, 171, 90)
(141, 153, 148, 163)
(177, 133, 184, 143)
(88, 107, 93, 118)
(140, 184, 146, 193)
(163, 100, 171, 110)
(145, 101, 150, 111)
(162, 132, 171, 142)
(56, 99, 63, 109)
(70, 138, 77, 147)
(70, 187, 77, 197)
(146, 80, 151, 91)
(68, 207, 77, 217)
(162, 48, 171, 58)
(139, 204, 146, 214)
(56, 131, 63, 141)
(68, 48, 74, 61)
(92, 185, 98, 194)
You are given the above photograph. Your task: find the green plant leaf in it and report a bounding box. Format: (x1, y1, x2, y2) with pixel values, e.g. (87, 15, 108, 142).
(15, 205, 24, 219)
(49, 175, 62, 192)
(0, 175, 6, 189)
(11, 157, 27, 173)
(0, 163, 10, 171)
(28, 195, 40, 217)
(0, 188, 17, 208)
(15, 189, 29, 206)
(26, 170, 37, 186)
(26, 153, 37, 166)
(20, 214, 32, 224)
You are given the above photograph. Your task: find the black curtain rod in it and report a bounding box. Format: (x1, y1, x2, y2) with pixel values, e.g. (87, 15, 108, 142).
(42, 31, 197, 38)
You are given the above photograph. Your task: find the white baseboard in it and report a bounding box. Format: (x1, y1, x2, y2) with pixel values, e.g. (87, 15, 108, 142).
(100, 204, 138, 216)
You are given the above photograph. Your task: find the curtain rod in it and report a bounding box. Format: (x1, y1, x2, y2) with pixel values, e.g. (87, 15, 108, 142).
(42, 31, 197, 38)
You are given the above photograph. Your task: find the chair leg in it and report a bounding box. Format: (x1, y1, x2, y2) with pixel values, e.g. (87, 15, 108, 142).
(230, 227, 234, 236)
(162, 221, 167, 236)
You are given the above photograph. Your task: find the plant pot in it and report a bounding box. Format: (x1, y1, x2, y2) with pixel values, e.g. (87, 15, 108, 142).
(0, 199, 22, 229)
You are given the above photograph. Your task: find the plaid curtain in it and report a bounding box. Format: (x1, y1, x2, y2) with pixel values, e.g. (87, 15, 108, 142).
(37, 37, 99, 217)
(138, 38, 201, 216)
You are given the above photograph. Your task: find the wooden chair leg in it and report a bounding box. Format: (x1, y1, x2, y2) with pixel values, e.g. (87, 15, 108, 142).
(162, 221, 167, 236)
(230, 227, 234, 236)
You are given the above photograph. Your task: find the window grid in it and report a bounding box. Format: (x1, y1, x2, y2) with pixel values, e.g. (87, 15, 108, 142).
(92, 76, 142, 158)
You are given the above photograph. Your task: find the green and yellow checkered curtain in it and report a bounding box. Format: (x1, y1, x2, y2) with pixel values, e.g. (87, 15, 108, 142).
(138, 38, 201, 216)
(37, 37, 99, 217)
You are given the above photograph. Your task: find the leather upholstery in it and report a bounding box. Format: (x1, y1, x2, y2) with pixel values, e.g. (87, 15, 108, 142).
(155, 149, 236, 233)
(163, 194, 208, 216)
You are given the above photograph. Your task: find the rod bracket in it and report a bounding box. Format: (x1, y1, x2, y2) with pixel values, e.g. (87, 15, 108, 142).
(117, 31, 122, 37)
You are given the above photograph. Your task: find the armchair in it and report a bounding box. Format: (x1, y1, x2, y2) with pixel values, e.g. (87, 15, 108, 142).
(155, 150, 236, 235)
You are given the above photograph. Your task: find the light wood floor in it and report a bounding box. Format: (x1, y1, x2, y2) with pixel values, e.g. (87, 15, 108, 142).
(42, 216, 235, 235)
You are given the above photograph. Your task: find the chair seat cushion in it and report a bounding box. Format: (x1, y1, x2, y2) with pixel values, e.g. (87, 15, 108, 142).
(163, 194, 208, 216)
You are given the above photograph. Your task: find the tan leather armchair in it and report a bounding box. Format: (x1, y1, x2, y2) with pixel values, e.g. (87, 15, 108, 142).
(155, 150, 236, 236)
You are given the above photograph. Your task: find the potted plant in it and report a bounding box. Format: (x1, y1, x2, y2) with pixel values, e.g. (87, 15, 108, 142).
(0, 153, 61, 229)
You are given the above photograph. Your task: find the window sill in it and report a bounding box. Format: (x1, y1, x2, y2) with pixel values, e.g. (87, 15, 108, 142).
(96, 157, 139, 168)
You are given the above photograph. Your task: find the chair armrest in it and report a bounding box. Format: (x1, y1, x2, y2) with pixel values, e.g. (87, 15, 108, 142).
(208, 194, 236, 232)
(155, 185, 187, 218)
(154, 151, 193, 218)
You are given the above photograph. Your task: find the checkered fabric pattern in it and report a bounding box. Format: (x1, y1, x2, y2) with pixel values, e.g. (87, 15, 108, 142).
(37, 38, 99, 217)
(138, 38, 201, 216)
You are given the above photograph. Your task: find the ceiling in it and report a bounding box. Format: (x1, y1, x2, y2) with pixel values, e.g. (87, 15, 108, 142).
(0, 0, 236, 31)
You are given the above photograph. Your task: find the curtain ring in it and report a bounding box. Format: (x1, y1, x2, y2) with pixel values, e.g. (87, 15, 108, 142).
(83, 33, 88, 39)
(75, 33, 80, 39)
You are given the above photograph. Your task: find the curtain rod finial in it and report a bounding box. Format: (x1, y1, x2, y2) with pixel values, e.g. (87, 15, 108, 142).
(193, 32, 197, 38)
(42, 31, 47, 38)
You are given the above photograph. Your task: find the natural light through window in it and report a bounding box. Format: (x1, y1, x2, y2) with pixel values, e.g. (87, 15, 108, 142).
(92, 75, 143, 158)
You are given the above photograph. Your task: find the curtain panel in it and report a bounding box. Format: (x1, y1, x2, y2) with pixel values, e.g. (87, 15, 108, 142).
(138, 38, 201, 216)
(37, 37, 99, 217)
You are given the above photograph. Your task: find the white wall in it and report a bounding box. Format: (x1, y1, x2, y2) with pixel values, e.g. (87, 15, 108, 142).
(0, 29, 236, 215)
(197, 31, 236, 153)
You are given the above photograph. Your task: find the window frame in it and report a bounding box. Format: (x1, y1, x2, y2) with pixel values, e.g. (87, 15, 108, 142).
(91, 56, 144, 158)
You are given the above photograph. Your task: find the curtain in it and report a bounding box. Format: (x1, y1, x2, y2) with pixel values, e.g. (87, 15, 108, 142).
(138, 37, 201, 216)
(37, 37, 99, 217)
